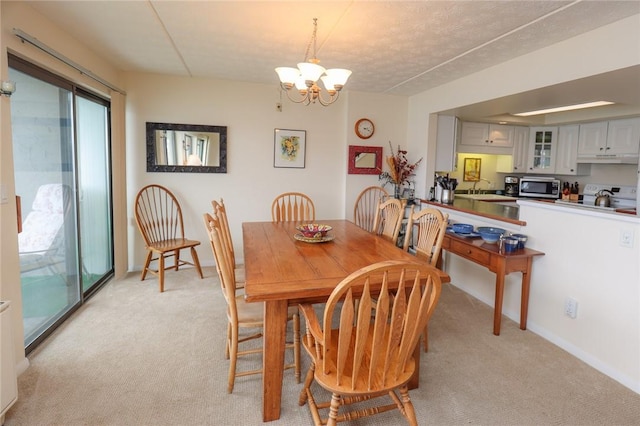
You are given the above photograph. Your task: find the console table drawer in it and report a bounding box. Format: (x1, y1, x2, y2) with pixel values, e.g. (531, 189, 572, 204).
(449, 240, 491, 264)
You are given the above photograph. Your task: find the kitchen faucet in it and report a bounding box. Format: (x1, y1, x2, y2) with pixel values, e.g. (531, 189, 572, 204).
(471, 178, 492, 194)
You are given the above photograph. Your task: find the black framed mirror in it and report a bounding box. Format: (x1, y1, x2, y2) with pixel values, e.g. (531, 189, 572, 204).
(146, 122, 227, 173)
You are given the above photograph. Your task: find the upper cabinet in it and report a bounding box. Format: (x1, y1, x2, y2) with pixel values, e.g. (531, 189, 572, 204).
(577, 121, 608, 156)
(458, 122, 513, 154)
(435, 115, 459, 172)
(495, 126, 529, 173)
(606, 118, 640, 156)
(555, 125, 591, 175)
(511, 126, 529, 173)
(577, 118, 640, 163)
(526, 127, 557, 174)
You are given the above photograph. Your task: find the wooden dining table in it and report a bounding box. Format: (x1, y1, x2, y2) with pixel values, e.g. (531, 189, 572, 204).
(242, 219, 450, 422)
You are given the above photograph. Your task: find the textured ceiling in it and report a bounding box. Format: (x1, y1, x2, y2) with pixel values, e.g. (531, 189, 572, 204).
(21, 1, 638, 93)
(17, 1, 640, 121)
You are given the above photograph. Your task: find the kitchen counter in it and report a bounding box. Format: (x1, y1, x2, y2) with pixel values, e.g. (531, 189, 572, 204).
(420, 197, 525, 225)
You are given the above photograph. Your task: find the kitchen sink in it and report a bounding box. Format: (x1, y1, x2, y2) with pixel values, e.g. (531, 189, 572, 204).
(455, 194, 518, 201)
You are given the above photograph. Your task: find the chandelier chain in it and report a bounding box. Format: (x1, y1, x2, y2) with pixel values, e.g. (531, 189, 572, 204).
(303, 18, 318, 63)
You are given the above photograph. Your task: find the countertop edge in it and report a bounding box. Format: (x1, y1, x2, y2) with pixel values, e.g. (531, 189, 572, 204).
(419, 198, 526, 226)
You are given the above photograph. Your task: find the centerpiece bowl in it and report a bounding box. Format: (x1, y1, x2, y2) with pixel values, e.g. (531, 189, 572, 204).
(296, 223, 332, 239)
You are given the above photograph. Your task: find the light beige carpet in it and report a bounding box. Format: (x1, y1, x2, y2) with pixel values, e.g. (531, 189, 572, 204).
(4, 267, 640, 425)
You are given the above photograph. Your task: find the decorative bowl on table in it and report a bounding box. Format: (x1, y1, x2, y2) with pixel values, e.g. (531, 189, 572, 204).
(295, 223, 333, 239)
(451, 223, 474, 234)
(476, 227, 507, 244)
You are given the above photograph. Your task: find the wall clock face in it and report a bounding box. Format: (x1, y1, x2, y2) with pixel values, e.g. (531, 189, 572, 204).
(355, 118, 374, 139)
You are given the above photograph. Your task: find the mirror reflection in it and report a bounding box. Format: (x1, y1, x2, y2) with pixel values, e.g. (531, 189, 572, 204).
(146, 122, 227, 173)
(154, 130, 220, 166)
(354, 152, 376, 168)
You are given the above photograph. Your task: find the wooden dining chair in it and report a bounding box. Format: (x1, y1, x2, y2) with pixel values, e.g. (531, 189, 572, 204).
(271, 192, 315, 223)
(203, 212, 301, 393)
(403, 207, 449, 266)
(402, 206, 448, 352)
(371, 197, 406, 243)
(211, 199, 245, 288)
(353, 186, 389, 232)
(297, 260, 442, 426)
(134, 184, 203, 292)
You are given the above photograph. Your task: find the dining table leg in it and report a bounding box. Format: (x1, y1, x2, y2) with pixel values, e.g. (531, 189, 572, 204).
(262, 299, 288, 422)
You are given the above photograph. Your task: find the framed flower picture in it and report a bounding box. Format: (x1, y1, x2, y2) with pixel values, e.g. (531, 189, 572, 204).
(274, 129, 306, 168)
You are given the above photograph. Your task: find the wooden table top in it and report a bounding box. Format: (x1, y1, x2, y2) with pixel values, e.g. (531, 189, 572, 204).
(242, 219, 449, 303)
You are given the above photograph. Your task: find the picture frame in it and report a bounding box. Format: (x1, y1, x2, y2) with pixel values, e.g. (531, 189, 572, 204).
(348, 145, 383, 175)
(463, 157, 481, 182)
(274, 129, 306, 168)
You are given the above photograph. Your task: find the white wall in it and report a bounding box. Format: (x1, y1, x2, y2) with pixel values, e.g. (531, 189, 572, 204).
(124, 73, 408, 269)
(344, 91, 408, 220)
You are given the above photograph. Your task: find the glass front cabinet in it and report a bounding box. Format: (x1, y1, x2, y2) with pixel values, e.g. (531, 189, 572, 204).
(527, 127, 558, 174)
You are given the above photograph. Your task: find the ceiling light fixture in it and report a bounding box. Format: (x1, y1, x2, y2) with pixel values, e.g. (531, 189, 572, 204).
(275, 18, 351, 107)
(512, 101, 614, 117)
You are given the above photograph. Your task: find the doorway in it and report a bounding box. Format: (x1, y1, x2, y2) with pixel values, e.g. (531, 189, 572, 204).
(9, 55, 114, 352)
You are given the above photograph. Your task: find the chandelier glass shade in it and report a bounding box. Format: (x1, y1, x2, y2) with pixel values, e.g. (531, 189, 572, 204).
(275, 19, 352, 106)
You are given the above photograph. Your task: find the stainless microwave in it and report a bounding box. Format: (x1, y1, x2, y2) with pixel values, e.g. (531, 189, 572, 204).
(519, 177, 560, 199)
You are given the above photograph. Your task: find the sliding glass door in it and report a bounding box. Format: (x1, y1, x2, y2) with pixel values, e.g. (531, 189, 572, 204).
(76, 95, 113, 294)
(9, 55, 114, 351)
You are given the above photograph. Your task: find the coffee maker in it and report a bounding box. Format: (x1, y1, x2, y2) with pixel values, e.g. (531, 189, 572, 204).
(504, 176, 519, 196)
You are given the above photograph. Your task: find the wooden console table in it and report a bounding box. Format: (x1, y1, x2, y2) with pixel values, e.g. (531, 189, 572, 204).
(439, 232, 545, 335)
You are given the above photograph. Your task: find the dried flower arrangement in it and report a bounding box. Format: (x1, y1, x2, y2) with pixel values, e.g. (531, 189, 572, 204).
(378, 141, 423, 189)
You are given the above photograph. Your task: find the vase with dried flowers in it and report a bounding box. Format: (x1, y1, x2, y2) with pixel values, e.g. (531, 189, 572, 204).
(378, 141, 423, 198)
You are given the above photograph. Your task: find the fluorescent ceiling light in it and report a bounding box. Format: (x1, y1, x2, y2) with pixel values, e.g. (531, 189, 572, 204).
(512, 101, 615, 116)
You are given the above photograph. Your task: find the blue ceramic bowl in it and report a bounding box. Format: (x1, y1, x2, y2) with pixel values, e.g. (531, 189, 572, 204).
(452, 223, 474, 234)
(478, 231, 503, 243)
(476, 226, 506, 235)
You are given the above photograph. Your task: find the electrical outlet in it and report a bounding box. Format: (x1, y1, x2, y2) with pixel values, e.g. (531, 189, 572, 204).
(564, 297, 578, 319)
(620, 229, 634, 248)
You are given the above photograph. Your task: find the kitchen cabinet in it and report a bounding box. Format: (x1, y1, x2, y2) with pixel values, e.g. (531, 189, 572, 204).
(577, 121, 608, 156)
(495, 126, 528, 173)
(606, 117, 640, 156)
(526, 127, 557, 174)
(435, 115, 459, 172)
(459, 122, 513, 154)
(577, 118, 640, 160)
(511, 126, 529, 172)
(555, 125, 591, 175)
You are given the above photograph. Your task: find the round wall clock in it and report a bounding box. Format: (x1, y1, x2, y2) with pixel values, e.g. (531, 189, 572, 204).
(355, 118, 374, 139)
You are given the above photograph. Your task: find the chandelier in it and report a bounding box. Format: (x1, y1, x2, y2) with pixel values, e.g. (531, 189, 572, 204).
(275, 18, 352, 106)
